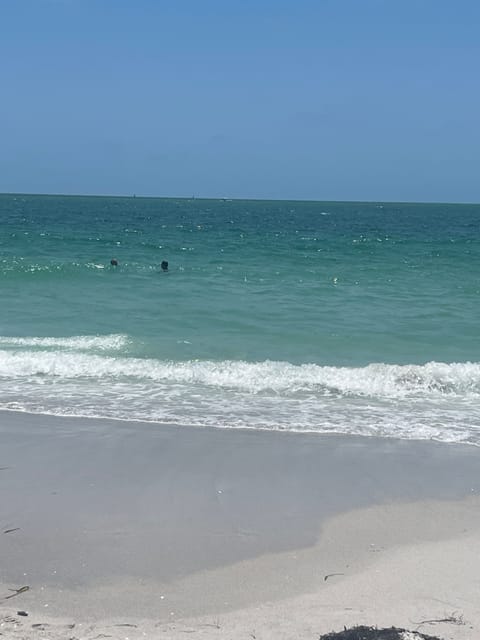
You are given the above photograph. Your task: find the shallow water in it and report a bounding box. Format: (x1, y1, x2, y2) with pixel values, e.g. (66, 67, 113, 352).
(1, 194, 480, 443)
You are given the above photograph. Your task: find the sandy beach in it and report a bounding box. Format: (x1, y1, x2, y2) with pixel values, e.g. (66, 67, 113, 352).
(1, 411, 480, 639)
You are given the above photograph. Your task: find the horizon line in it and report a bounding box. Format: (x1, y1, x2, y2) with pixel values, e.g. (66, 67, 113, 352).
(1, 191, 479, 207)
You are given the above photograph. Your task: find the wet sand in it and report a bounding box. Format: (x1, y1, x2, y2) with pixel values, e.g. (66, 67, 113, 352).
(1, 411, 480, 638)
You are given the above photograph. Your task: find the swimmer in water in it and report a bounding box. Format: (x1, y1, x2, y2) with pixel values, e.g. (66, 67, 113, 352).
(110, 258, 118, 266)
(161, 260, 169, 272)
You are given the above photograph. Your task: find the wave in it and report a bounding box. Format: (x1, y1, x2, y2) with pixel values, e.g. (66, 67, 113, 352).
(0, 334, 129, 352)
(1, 338, 479, 444)
(0, 348, 479, 398)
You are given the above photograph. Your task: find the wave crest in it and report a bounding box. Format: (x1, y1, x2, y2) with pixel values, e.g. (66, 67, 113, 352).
(0, 348, 478, 398)
(0, 334, 129, 352)
(1, 339, 479, 444)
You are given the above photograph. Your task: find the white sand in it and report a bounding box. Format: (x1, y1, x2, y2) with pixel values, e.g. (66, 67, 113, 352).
(1, 412, 480, 639)
(2, 497, 480, 638)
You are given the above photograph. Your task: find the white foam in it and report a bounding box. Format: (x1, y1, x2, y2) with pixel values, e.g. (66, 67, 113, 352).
(0, 334, 129, 352)
(0, 350, 479, 444)
(1, 351, 478, 397)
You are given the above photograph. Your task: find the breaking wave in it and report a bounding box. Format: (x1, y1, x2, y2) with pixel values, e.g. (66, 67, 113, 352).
(1, 336, 479, 445)
(0, 334, 129, 352)
(0, 349, 479, 397)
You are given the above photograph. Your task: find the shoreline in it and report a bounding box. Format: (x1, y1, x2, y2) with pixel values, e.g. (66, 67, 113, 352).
(1, 407, 478, 449)
(1, 411, 480, 638)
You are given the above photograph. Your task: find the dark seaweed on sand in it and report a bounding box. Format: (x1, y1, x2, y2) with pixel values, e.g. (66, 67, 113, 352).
(319, 626, 443, 640)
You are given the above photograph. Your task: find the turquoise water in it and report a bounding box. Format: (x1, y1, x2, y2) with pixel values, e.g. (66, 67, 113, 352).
(1, 194, 480, 443)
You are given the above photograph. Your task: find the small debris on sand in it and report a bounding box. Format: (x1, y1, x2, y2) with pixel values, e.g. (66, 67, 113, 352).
(319, 625, 444, 640)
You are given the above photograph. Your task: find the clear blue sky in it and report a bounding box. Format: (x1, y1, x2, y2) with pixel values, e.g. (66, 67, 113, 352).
(1, 0, 479, 202)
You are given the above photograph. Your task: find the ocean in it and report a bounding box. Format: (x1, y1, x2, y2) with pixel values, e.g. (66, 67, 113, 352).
(1, 194, 479, 444)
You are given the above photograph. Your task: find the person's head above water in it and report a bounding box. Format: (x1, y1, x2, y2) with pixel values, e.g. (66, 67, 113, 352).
(110, 258, 118, 266)
(161, 260, 168, 272)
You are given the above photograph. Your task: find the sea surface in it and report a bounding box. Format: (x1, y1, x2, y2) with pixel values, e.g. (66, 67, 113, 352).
(1, 194, 480, 444)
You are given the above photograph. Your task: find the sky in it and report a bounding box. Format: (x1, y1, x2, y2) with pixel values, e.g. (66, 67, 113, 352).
(1, 0, 479, 202)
